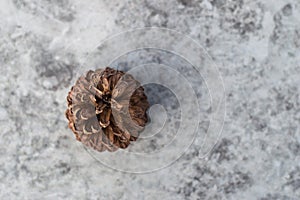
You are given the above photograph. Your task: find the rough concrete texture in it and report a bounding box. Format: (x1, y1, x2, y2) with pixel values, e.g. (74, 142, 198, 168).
(0, 0, 300, 199)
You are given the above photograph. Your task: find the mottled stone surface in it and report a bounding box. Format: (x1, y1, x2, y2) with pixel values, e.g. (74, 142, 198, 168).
(0, 0, 300, 199)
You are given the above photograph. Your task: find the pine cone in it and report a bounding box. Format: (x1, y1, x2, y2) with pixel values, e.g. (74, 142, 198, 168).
(65, 67, 149, 152)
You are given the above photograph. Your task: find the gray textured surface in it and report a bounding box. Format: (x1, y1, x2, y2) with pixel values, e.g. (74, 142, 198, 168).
(1, 0, 300, 199)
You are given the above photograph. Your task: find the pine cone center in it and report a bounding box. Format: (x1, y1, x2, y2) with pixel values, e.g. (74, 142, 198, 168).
(101, 93, 111, 105)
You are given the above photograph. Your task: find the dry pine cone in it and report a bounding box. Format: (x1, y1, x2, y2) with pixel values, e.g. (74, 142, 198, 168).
(65, 67, 149, 152)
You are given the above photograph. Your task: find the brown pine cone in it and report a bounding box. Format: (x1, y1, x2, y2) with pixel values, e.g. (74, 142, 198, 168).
(65, 67, 149, 152)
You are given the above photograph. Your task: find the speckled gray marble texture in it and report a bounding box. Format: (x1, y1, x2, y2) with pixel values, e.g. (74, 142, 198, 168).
(0, 0, 300, 199)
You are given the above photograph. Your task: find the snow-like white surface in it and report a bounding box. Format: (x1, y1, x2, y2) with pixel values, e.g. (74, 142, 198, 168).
(0, 0, 299, 199)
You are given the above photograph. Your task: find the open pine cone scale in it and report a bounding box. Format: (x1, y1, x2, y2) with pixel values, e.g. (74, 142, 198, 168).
(66, 67, 149, 152)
